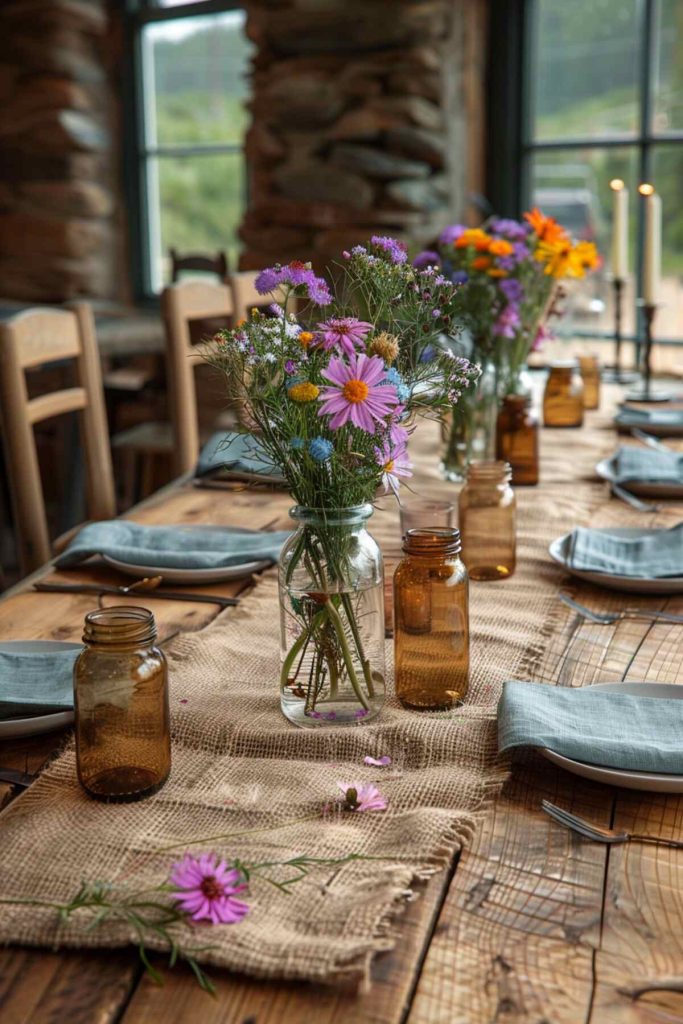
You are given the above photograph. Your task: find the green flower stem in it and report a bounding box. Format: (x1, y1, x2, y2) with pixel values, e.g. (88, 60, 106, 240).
(324, 600, 370, 711)
(279, 608, 327, 692)
(340, 592, 375, 699)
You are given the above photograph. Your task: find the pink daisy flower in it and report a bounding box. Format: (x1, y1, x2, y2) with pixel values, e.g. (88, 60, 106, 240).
(374, 439, 412, 495)
(338, 782, 387, 812)
(316, 317, 373, 358)
(318, 353, 398, 434)
(169, 852, 249, 925)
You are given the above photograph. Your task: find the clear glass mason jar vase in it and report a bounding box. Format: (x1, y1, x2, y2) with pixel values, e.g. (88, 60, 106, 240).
(543, 360, 584, 427)
(74, 606, 171, 802)
(579, 354, 601, 410)
(440, 359, 498, 481)
(458, 460, 516, 580)
(393, 528, 469, 710)
(279, 505, 386, 728)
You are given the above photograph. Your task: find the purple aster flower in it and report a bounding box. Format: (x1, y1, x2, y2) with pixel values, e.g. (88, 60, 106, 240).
(500, 278, 524, 303)
(497, 256, 517, 272)
(318, 352, 398, 434)
(374, 439, 412, 494)
(388, 405, 410, 447)
(350, 245, 367, 256)
(438, 224, 466, 246)
(489, 217, 530, 241)
(255, 266, 285, 294)
(254, 261, 332, 306)
(285, 359, 298, 374)
(169, 852, 249, 926)
(370, 235, 408, 265)
(513, 241, 530, 262)
(316, 317, 373, 358)
(413, 250, 440, 270)
(493, 304, 521, 339)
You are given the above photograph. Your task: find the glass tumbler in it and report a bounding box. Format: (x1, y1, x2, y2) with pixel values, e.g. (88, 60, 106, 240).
(458, 460, 516, 580)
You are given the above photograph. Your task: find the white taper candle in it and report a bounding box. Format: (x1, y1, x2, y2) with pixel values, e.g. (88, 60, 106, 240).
(640, 185, 662, 305)
(609, 179, 628, 280)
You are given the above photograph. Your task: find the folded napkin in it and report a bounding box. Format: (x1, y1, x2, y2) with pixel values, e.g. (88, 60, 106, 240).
(55, 521, 291, 571)
(498, 679, 683, 774)
(0, 648, 79, 720)
(615, 407, 683, 430)
(566, 523, 683, 578)
(613, 446, 683, 485)
(196, 431, 285, 483)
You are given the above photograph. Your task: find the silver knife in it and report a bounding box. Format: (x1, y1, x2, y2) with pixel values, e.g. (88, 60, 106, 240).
(33, 582, 240, 607)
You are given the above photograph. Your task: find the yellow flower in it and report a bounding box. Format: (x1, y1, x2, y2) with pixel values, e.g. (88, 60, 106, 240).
(569, 241, 600, 277)
(288, 381, 320, 402)
(455, 228, 492, 252)
(488, 239, 513, 257)
(298, 331, 315, 348)
(368, 331, 399, 365)
(535, 239, 574, 278)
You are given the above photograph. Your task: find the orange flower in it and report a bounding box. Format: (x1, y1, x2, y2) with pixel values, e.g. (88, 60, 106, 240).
(488, 239, 513, 257)
(455, 228, 492, 252)
(471, 255, 492, 271)
(235, 317, 247, 328)
(298, 331, 315, 348)
(524, 207, 567, 244)
(487, 268, 508, 278)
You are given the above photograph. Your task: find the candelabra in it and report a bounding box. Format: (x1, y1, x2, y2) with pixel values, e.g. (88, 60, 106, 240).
(625, 302, 671, 402)
(602, 277, 638, 384)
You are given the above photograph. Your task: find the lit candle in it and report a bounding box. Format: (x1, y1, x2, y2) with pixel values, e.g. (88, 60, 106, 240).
(639, 183, 662, 305)
(609, 178, 629, 280)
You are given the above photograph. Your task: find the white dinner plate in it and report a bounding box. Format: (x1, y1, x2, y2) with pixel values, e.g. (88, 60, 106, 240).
(595, 456, 683, 499)
(549, 527, 683, 594)
(99, 525, 274, 584)
(0, 640, 81, 740)
(540, 681, 683, 793)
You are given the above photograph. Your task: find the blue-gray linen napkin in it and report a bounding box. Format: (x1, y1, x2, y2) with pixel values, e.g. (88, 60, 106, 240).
(615, 407, 683, 432)
(613, 446, 683, 485)
(566, 523, 683, 578)
(0, 648, 80, 719)
(498, 679, 683, 774)
(55, 521, 291, 571)
(196, 431, 285, 483)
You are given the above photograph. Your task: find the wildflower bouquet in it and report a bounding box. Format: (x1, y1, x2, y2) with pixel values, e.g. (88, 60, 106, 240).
(207, 237, 479, 727)
(420, 208, 599, 392)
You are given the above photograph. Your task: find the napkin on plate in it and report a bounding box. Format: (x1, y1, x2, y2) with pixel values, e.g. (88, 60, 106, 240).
(613, 446, 683, 485)
(196, 431, 285, 484)
(615, 407, 683, 431)
(565, 523, 683, 578)
(0, 648, 79, 720)
(498, 679, 683, 774)
(55, 521, 291, 571)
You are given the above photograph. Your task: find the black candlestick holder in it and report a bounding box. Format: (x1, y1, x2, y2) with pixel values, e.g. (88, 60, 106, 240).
(624, 302, 673, 402)
(602, 277, 638, 384)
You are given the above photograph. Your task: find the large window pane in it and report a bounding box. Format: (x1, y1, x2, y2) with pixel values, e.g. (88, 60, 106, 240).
(148, 153, 245, 290)
(531, 0, 641, 141)
(143, 11, 252, 147)
(653, 0, 683, 133)
(651, 146, 683, 339)
(530, 146, 639, 335)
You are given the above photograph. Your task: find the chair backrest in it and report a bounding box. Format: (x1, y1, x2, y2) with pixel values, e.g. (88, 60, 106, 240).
(170, 249, 228, 283)
(161, 279, 235, 476)
(0, 302, 116, 573)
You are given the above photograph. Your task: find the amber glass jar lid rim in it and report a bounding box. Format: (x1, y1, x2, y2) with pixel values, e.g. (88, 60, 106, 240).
(403, 527, 462, 554)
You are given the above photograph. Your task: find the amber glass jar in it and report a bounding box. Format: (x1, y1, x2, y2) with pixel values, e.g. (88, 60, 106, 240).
(496, 395, 539, 486)
(579, 354, 601, 410)
(458, 461, 516, 580)
(543, 360, 584, 427)
(74, 606, 171, 801)
(394, 529, 469, 710)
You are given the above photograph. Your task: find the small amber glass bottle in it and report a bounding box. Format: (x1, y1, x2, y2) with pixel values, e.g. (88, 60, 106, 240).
(458, 461, 516, 580)
(496, 395, 539, 486)
(74, 606, 171, 802)
(579, 354, 601, 410)
(394, 528, 469, 710)
(543, 360, 584, 427)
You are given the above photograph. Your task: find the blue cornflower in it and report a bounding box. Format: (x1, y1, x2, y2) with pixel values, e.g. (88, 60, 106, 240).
(308, 437, 334, 462)
(290, 437, 305, 450)
(382, 367, 410, 403)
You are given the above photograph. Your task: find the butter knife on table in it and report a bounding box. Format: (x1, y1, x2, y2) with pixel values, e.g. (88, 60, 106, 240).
(33, 582, 240, 607)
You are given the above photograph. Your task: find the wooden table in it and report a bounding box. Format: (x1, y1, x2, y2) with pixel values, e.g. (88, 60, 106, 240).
(1, 391, 682, 1024)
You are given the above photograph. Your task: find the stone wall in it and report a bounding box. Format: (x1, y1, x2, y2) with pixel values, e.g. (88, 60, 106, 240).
(241, 0, 489, 271)
(0, 0, 123, 303)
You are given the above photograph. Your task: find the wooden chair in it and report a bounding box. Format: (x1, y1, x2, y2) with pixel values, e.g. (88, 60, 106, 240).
(161, 279, 236, 476)
(0, 303, 116, 574)
(170, 249, 228, 283)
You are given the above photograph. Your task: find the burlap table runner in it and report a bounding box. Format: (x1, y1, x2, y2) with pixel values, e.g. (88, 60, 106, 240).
(0, 416, 615, 986)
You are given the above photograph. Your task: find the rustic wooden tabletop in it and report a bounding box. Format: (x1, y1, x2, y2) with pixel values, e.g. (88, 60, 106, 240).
(1, 391, 682, 1024)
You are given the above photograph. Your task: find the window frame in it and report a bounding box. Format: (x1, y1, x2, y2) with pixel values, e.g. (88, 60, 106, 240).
(488, 0, 683, 346)
(124, 0, 247, 301)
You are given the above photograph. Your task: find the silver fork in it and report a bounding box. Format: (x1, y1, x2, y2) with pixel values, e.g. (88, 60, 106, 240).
(631, 427, 672, 452)
(560, 593, 683, 625)
(542, 800, 683, 848)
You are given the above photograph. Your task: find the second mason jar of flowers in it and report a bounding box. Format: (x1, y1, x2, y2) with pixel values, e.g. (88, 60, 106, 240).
(206, 237, 479, 727)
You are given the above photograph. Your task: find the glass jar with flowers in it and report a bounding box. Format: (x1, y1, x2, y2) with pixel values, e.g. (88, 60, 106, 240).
(207, 239, 479, 728)
(415, 212, 600, 479)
